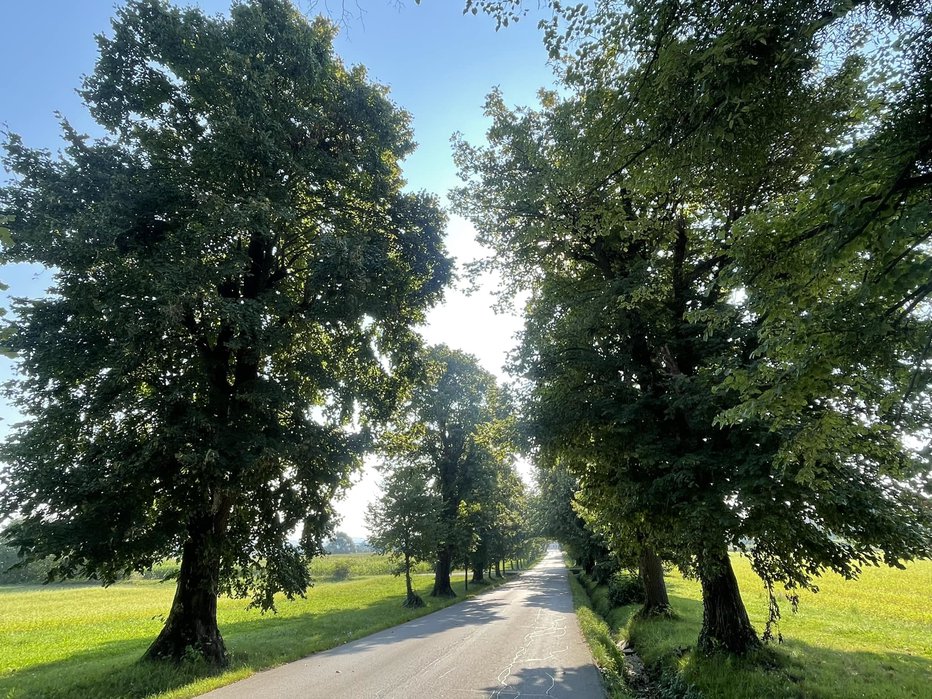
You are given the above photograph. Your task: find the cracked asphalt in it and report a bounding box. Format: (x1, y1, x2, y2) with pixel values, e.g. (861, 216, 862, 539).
(201, 546, 604, 698)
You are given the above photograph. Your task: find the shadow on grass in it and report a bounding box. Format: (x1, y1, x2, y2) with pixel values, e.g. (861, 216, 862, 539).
(626, 594, 932, 699)
(0, 577, 513, 699)
(0, 635, 215, 699)
(772, 638, 932, 699)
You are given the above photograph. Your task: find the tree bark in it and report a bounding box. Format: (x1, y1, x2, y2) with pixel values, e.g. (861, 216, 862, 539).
(697, 549, 760, 654)
(638, 547, 671, 615)
(471, 542, 488, 583)
(403, 553, 424, 608)
(433, 448, 460, 599)
(145, 507, 228, 664)
(494, 559, 502, 578)
(431, 545, 456, 597)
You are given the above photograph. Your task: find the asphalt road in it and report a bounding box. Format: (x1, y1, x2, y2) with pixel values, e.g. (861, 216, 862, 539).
(203, 546, 604, 698)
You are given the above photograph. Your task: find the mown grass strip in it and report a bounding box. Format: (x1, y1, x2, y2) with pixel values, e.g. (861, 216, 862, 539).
(0, 570, 511, 699)
(566, 569, 633, 698)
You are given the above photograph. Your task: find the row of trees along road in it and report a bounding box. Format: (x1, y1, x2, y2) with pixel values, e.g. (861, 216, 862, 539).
(455, 0, 932, 654)
(1, 0, 929, 669)
(0, 0, 453, 665)
(366, 345, 537, 609)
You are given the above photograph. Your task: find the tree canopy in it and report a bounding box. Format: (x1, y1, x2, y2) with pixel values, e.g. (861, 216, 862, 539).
(366, 462, 441, 607)
(379, 344, 520, 597)
(0, 0, 450, 664)
(324, 531, 357, 555)
(454, 0, 932, 653)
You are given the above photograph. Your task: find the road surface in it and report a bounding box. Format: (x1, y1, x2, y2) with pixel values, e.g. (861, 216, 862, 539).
(203, 547, 604, 698)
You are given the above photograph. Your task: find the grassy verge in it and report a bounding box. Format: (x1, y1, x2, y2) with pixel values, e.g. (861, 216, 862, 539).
(0, 570, 509, 699)
(597, 557, 932, 698)
(566, 569, 633, 698)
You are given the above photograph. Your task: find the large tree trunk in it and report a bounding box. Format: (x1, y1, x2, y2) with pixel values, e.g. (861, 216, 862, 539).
(433, 451, 459, 598)
(471, 541, 488, 583)
(431, 545, 456, 597)
(494, 559, 502, 578)
(638, 547, 671, 615)
(145, 509, 228, 664)
(698, 549, 760, 654)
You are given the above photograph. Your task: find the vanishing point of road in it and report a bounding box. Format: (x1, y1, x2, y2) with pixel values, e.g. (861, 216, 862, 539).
(203, 546, 604, 698)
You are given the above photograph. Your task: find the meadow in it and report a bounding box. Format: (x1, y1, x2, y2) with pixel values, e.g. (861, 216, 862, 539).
(307, 552, 432, 580)
(0, 553, 500, 699)
(576, 556, 932, 698)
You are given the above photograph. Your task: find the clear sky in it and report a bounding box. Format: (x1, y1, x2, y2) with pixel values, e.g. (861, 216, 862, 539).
(0, 0, 558, 539)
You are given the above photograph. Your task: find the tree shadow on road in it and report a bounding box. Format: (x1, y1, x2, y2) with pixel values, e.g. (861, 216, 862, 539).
(475, 663, 604, 698)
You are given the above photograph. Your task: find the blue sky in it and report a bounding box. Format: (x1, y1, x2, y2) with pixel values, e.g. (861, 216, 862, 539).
(0, 0, 558, 537)
(1, 0, 553, 198)
(0, 0, 556, 370)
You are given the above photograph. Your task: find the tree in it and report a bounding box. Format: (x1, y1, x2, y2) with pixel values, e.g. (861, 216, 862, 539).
(454, 0, 931, 654)
(0, 217, 13, 357)
(365, 463, 440, 607)
(325, 531, 357, 554)
(381, 345, 513, 597)
(532, 466, 592, 568)
(459, 451, 528, 582)
(533, 461, 670, 614)
(721, 7, 932, 503)
(485, 459, 529, 577)
(0, 0, 450, 665)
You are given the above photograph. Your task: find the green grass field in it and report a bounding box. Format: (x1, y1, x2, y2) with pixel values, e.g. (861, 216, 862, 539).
(610, 557, 932, 698)
(307, 552, 432, 579)
(0, 558, 505, 699)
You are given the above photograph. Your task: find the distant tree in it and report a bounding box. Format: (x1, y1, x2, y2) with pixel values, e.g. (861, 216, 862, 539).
(483, 459, 529, 577)
(460, 485, 489, 583)
(0, 529, 55, 585)
(365, 464, 441, 607)
(455, 418, 524, 582)
(531, 466, 595, 567)
(381, 345, 513, 597)
(0, 0, 450, 665)
(325, 531, 357, 555)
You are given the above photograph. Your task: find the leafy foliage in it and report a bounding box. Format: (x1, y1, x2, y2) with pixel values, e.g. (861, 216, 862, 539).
(366, 462, 441, 605)
(0, 0, 450, 662)
(454, 0, 932, 653)
(324, 531, 357, 555)
(0, 543, 56, 585)
(379, 345, 528, 593)
(531, 462, 610, 574)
